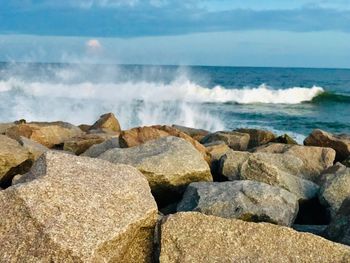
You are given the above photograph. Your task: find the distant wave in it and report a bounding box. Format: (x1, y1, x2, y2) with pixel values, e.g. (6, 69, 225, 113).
(310, 91, 350, 104)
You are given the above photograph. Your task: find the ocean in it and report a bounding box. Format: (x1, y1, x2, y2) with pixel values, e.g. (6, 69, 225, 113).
(0, 62, 349, 142)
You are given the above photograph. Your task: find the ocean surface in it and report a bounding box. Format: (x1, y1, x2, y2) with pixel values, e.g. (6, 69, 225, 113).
(0, 62, 349, 142)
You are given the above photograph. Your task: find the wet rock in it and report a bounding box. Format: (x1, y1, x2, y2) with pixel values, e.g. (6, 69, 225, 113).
(89, 112, 121, 134)
(98, 136, 212, 206)
(200, 131, 250, 151)
(177, 181, 298, 226)
(81, 137, 120, 158)
(253, 143, 336, 182)
(172, 125, 209, 141)
(273, 134, 298, 145)
(1, 151, 158, 262)
(235, 128, 276, 148)
(6, 122, 84, 148)
(0, 135, 32, 188)
(159, 212, 350, 263)
(304, 129, 350, 162)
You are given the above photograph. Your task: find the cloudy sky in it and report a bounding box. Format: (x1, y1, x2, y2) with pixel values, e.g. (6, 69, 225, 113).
(1, 0, 350, 67)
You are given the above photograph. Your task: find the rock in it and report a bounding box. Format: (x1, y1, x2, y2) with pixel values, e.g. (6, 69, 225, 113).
(319, 163, 350, 218)
(6, 122, 84, 148)
(304, 129, 350, 162)
(253, 143, 336, 182)
(63, 134, 107, 155)
(119, 125, 209, 162)
(343, 156, 350, 167)
(177, 181, 298, 226)
(325, 197, 350, 246)
(78, 124, 91, 132)
(89, 112, 121, 133)
(0, 123, 15, 134)
(200, 131, 250, 151)
(1, 151, 158, 262)
(293, 224, 327, 236)
(204, 141, 230, 181)
(81, 137, 120, 158)
(98, 136, 212, 206)
(159, 212, 350, 263)
(235, 128, 276, 148)
(18, 136, 49, 160)
(273, 134, 298, 144)
(0, 135, 32, 188)
(172, 125, 209, 141)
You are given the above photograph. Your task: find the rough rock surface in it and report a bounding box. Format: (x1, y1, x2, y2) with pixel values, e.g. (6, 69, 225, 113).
(63, 134, 107, 155)
(81, 137, 120, 158)
(0, 151, 158, 262)
(89, 112, 121, 133)
(0, 135, 32, 187)
(273, 134, 298, 144)
(98, 136, 212, 205)
(177, 181, 299, 226)
(172, 125, 209, 141)
(119, 125, 209, 162)
(325, 197, 350, 246)
(304, 129, 350, 162)
(18, 136, 49, 160)
(200, 131, 250, 151)
(253, 143, 336, 182)
(5, 122, 84, 148)
(319, 163, 350, 218)
(235, 128, 276, 148)
(159, 212, 350, 263)
(344, 156, 350, 167)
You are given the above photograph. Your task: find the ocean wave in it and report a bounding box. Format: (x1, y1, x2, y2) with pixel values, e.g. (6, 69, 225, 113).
(310, 91, 350, 104)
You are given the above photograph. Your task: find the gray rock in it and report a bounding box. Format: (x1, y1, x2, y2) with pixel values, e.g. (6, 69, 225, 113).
(81, 137, 120, 158)
(253, 143, 336, 182)
(325, 197, 350, 246)
(0, 135, 32, 187)
(159, 212, 350, 263)
(235, 128, 276, 148)
(177, 181, 299, 226)
(98, 136, 212, 205)
(292, 224, 327, 236)
(319, 163, 350, 218)
(18, 136, 49, 160)
(201, 131, 250, 151)
(0, 151, 158, 262)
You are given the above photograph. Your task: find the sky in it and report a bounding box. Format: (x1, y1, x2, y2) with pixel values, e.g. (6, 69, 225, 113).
(0, 0, 350, 68)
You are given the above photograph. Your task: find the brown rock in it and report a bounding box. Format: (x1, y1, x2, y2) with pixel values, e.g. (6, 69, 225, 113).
(89, 113, 121, 133)
(172, 125, 209, 141)
(159, 212, 350, 263)
(63, 134, 108, 155)
(273, 134, 298, 144)
(78, 124, 91, 132)
(0, 135, 32, 187)
(304, 129, 350, 162)
(18, 136, 49, 160)
(6, 122, 84, 148)
(120, 125, 210, 162)
(201, 131, 250, 151)
(235, 128, 276, 148)
(1, 151, 158, 262)
(253, 143, 336, 182)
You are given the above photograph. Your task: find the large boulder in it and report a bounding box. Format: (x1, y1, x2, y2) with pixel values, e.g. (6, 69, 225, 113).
(273, 134, 298, 145)
(89, 112, 121, 134)
(220, 150, 319, 201)
(18, 136, 49, 160)
(63, 134, 108, 155)
(159, 212, 350, 263)
(0, 151, 158, 262)
(235, 128, 276, 148)
(200, 131, 250, 151)
(204, 141, 230, 181)
(119, 125, 209, 162)
(253, 143, 336, 182)
(0, 135, 32, 187)
(81, 137, 120, 158)
(6, 122, 84, 148)
(177, 181, 298, 226)
(325, 197, 350, 246)
(319, 163, 350, 218)
(304, 129, 350, 162)
(172, 125, 209, 141)
(98, 136, 212, 206)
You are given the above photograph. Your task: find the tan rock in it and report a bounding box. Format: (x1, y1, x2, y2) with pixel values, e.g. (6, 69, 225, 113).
(6, 122, 84, 148)
(63, 134, 107, 155)
(89, 113, 121, 133)
(17, 136, 49, 160)
(119, 125, 210, 162)
(1, 151, 158, 262)
(0, 135, 32, 187)
(305, 129, 350, 162)
(235, 128, 276, 148)
(159, 212, 350, 263)
(172, 125, 209, 141)
(0, 123, 15, 134)
(81, 137, 120, 158)
(201, 131, 250, 151)
(253, 143, 336, 182)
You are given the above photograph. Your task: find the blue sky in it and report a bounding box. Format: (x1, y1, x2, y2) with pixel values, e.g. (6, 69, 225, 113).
(1, 0, 350, 67)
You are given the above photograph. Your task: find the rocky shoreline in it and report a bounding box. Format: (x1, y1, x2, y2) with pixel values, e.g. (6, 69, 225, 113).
(1, 112, 350, 262)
